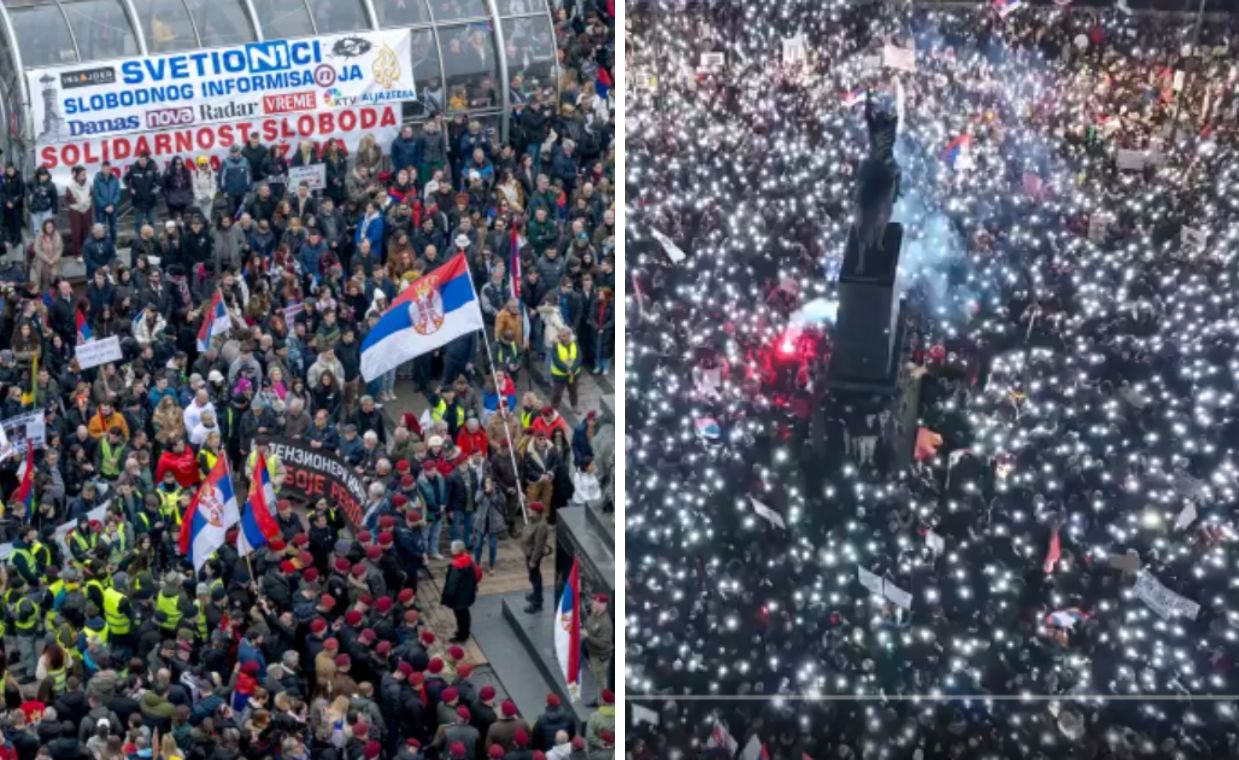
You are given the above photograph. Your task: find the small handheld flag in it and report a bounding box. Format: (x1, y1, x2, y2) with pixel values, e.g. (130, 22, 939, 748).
(554, 557, 581, 698)
(196, 291, 229, 351)
(11, 444, 34, 517)
(75, 310, 92, 344)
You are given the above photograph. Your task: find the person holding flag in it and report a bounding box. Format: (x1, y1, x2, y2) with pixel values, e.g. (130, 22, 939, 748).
(196, 290, 230, 352)
(237, 450, 280, 558)
(10, 442, 34, 519)
(554, 555, 581, 700)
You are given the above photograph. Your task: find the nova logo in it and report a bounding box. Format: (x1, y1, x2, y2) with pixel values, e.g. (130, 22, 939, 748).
(146, 106, 194, 129)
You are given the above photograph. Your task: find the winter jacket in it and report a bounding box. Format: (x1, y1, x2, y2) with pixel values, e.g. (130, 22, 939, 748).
(419, 130, 448, 165)
(27, 175, 58, 214)
(0, 171, 24, 211)
(241, 143, 268, 182)
(532, 706, 577, 751)
(82, 236, 117, 275)
(162, 165, 194, 208)
(391, 134, 422, 173)
(441, 553, 480, 610)
(218, 156, 252, 197)
(124, 161, 160, 210)
(192, 168, 217, 206)
(91, 170, 121, 211)
(298, 238, 328, 278)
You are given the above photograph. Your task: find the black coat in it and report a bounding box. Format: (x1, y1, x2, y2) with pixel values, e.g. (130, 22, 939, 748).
(182, 227, 213, 266)
(124, 162, 160, 210)
(441, 556, 479, 610)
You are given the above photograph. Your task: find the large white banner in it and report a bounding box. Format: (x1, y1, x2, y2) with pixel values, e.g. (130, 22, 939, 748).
(36, 104, 402, 185)
(27, 31, 415, 149)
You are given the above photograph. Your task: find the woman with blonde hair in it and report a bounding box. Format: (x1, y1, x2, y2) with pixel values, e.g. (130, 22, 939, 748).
(354, 133, 383, 176)
(151, 395, 184, 447)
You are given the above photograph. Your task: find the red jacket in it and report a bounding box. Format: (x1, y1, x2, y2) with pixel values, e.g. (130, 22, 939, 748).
(156, 447, 201, 489)
(455, 428, 489, 459)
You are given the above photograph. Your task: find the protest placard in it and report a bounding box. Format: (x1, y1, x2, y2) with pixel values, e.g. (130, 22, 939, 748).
(288, 163, 327, 191)
(1133, 570, 1200, 620)
(883, 45, 917, 72)
(74, 336, 123, 371)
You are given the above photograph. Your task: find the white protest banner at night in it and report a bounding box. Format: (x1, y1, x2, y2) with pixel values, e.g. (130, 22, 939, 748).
(74, 336, 123, 370)
(883, 45, 917, 73)
(1133, 570, 1200, 621)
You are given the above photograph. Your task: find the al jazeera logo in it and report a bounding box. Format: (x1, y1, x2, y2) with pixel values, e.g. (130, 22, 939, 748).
(373, 42, 400, 90)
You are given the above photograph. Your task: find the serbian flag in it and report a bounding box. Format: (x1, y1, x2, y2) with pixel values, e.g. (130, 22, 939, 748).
(596, 66, 612, 100)
(555, 557, 581, 697)
(942, 134, 972, 169)
(841, 87, 865, 108)
(1043, 525, 1062, 573)
(196, 291, 229, 351)
(360, 253, 484, 382)
(11, 444, 34, 517)
(75, 310, 91, 343)
(237, 452, 280, 557)
(993, 0, 1024, 17)
(179, 457, 240, 573)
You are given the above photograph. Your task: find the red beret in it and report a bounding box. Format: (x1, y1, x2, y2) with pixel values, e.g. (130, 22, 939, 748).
(319, 594, 335, 609)
(512, 726, 529, 745)
(324, 637, 339, 650)
(335, 654, 350, 667)
(457, 663, 473, 678)
(365, 545, 381, 560)
(409, 672, 425, 685)
(456, 706, 471, 721)
(379, 515, 396, 529)
(279, 560, 296, 574)
(354, 722, 368, 737)
(601, 687, 613, 704)
(241, 661, 260, 675)
(400, 474, 415, 488)
(345, 610, 363, 626)
(503, 701, 518, 718)
(375, 640, 391, 655)
(572, 737, 585, 750)
(403, 609, 418, 623)
(479, 685, 496, 701)
(428, 657, 443, 674)
(392, 493, 409, 507)
(488, 745, 505, 759)
(600, 730, 613, 743)
(378, 531, 393, 547)
(397, 662, 414, 677)
(420, 631, 435, 645)
(407, 738, 421, 749)
(357, 530, 373, 543)
(351, 563, 367, 577)
(359, 628, 376, 644)
(269, 539, 286, 552)
(593, 593, 608, 604)
(358, 593, 373, 607)
(292, 533, 309, 546)
(277, 499, 292, 511)
(398, 588, 415, 603)
(334, 557, 351, 572)
(422, 459, 437, 471)
(396, 459, 410, 472)
(450, 741, 466, 758)
(541, 405, 554, 415)
(546, 693, 560, 707)
(405, 510, 423, 523)
(448, 645, 465, 660)
(304, 568, 320, 583)
(441, 687, 459, 702)
(310, 618, 327, 634)
(298, 551, 314, 566)
(533, 753, 546, 760)
(529, 501, 545, 513)
(363, 740, 381, 759)
(375, 596, 393, 613)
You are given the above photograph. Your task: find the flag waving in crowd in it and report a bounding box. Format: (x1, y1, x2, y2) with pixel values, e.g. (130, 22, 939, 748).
(179, 457, 239, 572)
(555, 557, 582, 698)
(237, 451, 279, 557)
(196, 290, 229, 351)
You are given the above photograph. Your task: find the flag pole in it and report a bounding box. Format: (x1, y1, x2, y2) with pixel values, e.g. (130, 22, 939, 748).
(460, 253, 529, 526)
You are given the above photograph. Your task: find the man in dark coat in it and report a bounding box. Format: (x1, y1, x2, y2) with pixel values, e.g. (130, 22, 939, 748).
(440, 540, 481, 642)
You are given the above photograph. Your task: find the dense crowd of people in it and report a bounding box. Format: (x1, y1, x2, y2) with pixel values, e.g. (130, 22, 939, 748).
(628, 0, 1239, 757)
(0, 0, 616, 758)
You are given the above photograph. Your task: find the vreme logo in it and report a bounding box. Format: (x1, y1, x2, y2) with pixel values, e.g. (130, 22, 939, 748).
(146, 106, 194, 129)
(60, 67, 115, 89)
(263, 91, 315, 114)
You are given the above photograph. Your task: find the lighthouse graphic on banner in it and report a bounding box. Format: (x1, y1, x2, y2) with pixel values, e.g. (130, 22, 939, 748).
(36, 74, 68, 143)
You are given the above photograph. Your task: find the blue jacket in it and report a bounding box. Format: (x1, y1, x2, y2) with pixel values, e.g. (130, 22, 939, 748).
(355, 213, 384, 255)
(390, 135, 422, 173)
(298, 238, 328, 278)
(572, 420, 595, 466)
(91, 171, 120, 210)
(218, 156, 252, 197)
(237, 640, 267, 672)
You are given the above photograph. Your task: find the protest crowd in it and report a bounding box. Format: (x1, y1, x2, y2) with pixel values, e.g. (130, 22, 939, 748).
(627, 0, 1239, 758)
(0, 1, 616, 759)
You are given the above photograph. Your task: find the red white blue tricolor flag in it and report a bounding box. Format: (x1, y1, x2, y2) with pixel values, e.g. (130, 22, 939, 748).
(942, 133, 972, 169)
(555, 556, 582, 697)
(75, 309, 92, 343)
(179, 457, 240, 572)
(196, 291, 229, 351)
(237, 451, 280, 557)
(360, 253, 484, 382)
